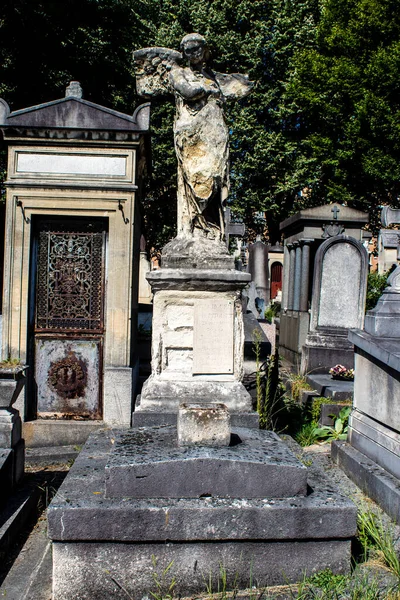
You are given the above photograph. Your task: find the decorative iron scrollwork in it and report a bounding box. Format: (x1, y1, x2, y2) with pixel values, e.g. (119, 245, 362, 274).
(36, 227, 105, 332)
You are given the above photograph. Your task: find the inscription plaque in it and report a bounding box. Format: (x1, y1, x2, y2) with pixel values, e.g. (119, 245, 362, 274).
(16, 152, 126, 176)
(193, 298, 234, 374)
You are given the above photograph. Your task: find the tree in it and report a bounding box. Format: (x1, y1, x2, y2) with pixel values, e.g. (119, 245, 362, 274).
(285, 0, 400, 233)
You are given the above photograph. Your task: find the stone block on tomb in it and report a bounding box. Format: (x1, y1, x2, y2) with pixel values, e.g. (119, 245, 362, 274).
(177, 403, 231, 447)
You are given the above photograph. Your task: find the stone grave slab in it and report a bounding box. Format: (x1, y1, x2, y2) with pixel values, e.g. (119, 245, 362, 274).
(104, 426, 307, 499)
(47, 429, 357, 599)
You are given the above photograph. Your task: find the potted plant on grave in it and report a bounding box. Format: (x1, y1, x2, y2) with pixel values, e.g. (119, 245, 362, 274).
(329, 364, 354, 381)
(0, 360, 28, 409)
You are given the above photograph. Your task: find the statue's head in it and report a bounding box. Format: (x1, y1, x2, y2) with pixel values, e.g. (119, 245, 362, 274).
(180, 33, 209, 65)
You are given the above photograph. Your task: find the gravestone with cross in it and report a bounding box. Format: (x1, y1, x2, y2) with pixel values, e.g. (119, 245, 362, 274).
(336, 207, 400, 521)
(279, 204, 369, 367)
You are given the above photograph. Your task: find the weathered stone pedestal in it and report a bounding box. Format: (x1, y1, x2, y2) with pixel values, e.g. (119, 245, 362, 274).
(134, 236, 257, 427)
(0, 368, 27, 503)
(48, 425, 356, 599)
(333, 265, 400, 522)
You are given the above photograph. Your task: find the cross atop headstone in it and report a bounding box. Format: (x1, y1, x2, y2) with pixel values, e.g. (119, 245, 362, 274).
(224, 207, 245, 248)
(331, 205, 340, 220)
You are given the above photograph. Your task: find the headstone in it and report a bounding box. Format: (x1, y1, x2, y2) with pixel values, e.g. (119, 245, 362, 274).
(333, 207, 400, 522)
(301, 235, 368, 374)
(279, 204, 369, 366)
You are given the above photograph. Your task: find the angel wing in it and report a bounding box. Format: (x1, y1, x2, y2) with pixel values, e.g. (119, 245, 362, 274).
(133, 47, 183, 97)
(214, 73, 255, 100)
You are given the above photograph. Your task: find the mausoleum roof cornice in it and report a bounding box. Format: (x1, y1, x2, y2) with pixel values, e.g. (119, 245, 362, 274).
(0, 94, 150, 137)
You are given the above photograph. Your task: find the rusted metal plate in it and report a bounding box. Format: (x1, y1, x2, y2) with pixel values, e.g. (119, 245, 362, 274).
(35, 338, 102, 419)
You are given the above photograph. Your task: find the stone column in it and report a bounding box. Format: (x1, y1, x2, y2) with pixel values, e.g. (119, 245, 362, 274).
(293, 242, 302, 312)
(282, 243, 291, 310)
(287, 244, 296, 310)
(300, 239, 313, 312)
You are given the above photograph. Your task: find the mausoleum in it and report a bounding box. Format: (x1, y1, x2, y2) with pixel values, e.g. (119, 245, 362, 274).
(0, 82, 150, 445)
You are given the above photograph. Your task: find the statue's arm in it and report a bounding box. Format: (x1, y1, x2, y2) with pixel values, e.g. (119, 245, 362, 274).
(169, 67, 216, 101)
(215, 73, 255, 100)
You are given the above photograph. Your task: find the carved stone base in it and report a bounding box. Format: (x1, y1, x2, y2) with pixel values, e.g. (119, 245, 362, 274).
(301, 329, 354, 374)
(162, 235, 234, 270)
(137, 266, 253, 421)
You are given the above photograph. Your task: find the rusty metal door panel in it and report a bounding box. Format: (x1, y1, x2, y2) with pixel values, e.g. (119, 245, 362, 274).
(35, 338, 102, 418)
(33, 219, 106, 420)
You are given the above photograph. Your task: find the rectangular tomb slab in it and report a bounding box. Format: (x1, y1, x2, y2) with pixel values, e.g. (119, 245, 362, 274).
(104, 426, 307, 499)
(47, 429, 357, 599)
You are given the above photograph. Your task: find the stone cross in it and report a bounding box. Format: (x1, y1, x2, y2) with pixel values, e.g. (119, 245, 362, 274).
(331, 205, 340, 220)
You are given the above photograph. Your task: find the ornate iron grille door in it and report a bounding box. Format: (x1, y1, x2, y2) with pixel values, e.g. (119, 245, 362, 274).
(36, 230, 104, 333)
(34, 220, 106, 419)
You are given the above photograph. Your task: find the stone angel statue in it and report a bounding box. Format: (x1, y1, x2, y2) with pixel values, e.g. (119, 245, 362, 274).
(134, 33, 254, 242)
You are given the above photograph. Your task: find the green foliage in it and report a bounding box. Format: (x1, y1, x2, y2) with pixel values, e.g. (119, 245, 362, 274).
(357, 510, 400, 580)
(295, 422, 318, 447)
(264, 303, 279, 324)
(3, 0, 400, 245)
(150, 555, 176, 600)
(285, 0, 400, 232)
(261, 348, 286, 430)
(366, 270, 389, 311)
(309, 396, 331, 424)
(288, 373, 312, 403)
(312, 406, 351, 442)
(295, 568, 386, 599)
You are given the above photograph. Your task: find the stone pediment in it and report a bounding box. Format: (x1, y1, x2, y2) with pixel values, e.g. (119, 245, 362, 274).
(280, 203, 369, 233)
(0, 95, 150, 133)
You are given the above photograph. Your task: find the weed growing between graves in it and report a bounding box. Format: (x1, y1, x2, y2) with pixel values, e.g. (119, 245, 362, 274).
(149, 555, 177, 600)
(264, 302, 279, 324)
(204, 564, 239, 599)
(312, 406, 351, 443)
(286, 373, 313, 403)
(252, 333, 287, 430)
(357, 510, 400, 580)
